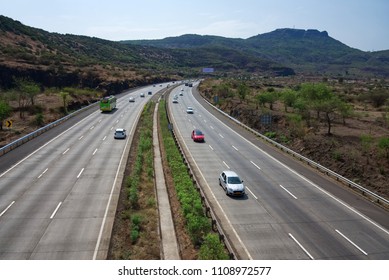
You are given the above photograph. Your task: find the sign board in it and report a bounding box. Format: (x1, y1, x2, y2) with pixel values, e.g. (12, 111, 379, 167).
(5, 120, 12, 128)
(260, 114, 272, 125)
(202, 68, 214, 73)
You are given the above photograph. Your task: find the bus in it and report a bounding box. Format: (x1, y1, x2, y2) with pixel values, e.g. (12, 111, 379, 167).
(100, 95, 117, 112)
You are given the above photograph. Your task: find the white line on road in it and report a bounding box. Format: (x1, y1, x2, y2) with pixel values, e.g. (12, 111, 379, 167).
(246, 186, 257, 199)
(90, 125, 95, 130)
(209, 145, 214, 151)
(336, 229, 368, 255)
(250, 160, 261, 170)
(37, 168, 48, 179)
(210, 126, 214, 129)
(50, 202, 62, 219)
(232, 145, 239, 151)
(219, 133, 224, 138)
(280, 184, 298, 199)
(93, 149, 98, 156)
(77, 168, 85, 179)
(289, 233, 314, 260)
(102, 136, 107, 141)
(0, 201, 15, 217)
(223, 161, 230, 169)
(62, 148, 70, 155)
(78, 135, 84, 140)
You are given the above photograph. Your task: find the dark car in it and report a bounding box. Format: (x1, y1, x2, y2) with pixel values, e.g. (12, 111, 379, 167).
(191, 129, 205, 142)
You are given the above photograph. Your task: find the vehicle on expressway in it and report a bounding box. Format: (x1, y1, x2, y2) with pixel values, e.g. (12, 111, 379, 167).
(129, 97, 135, 102)
(186, 106, 194, 114)
(140, 92, 145, 97)
(114, 128, 126, 139)
(148, 91, 152, 95)
(191, 129, 205, 142)
(100, 95, 117, 112)
(219, 171, 245, 196)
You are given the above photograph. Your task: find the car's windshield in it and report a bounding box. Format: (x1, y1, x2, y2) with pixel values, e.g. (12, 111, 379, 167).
(195, 130, 203, 135)
(228, 176, 241, 184)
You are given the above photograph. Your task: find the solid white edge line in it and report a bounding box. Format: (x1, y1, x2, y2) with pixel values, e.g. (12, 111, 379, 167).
(50, 202, 62, 219)
(170, 95, 253, 260)
(93, 101, 143, 260)
(0, 109, 99, 178)
(0, 201, 15, 217)
(335, 229, 368, 255)
(289, 233, 315, 260)
(198, 97, 389, 236)
(279, 184, 298, 200)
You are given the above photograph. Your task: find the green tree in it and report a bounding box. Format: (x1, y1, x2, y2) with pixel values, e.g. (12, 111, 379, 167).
(14, 77, 40, 106)
(237, 82, 249, 100)
(256, 91, 278, 110)
(0, 100, 12, 130)
(59, 91, 70, 115)
(280, 89, 297, 112)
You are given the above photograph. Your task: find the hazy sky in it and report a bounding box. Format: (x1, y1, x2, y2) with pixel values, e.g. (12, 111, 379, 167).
(1, 0, 388, 51)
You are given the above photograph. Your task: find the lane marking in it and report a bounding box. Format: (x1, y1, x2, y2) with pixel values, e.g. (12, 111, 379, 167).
(250, 160, 261, 170)
(280, 184, 298, 199)
(232, 145, 239, 151)
(102, 136, 107, 141)
(78, 135, 84, 140)
(223, 161, 230, 169)
(62, 148, 70, 155)
(246, 186, 257, 199)
(209, 145, 214, 151)
(37, 168, 49, 179)
(77, 168, 84, 179)
(219, 133, 224, 139)
(90, 125, 95, 130)
(335, 229, 368, 255)
(210, 126, 214, 129)
(93, 149, 98, 156)
(50, 202, 62, 219)
(0, 108, 99, 178)
(0, 201, 15, 217)
(289, 233, 314, 260)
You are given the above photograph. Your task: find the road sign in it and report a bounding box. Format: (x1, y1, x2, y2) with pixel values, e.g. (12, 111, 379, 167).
(5, 120, 12, 128)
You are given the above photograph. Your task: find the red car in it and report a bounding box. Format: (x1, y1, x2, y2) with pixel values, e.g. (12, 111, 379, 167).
(191, 129, 205, 142)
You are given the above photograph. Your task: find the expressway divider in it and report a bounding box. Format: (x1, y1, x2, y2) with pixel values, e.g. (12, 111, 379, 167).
(162, 92, 238, 259)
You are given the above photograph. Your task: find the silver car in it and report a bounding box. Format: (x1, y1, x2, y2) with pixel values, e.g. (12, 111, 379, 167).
(114, 128, 126, 139)
(219, 171, 245, 196)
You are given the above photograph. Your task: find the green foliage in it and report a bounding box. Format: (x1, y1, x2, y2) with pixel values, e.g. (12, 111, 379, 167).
(159, 100, 227, 257)
(0, 100, 12, 130)
(378, 137, 389, 159)
(199, 233, 229, 260)
(35, 112, 44, 126)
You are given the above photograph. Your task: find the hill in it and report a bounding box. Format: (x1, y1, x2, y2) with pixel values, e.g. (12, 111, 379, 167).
(123, 29, 389, 77)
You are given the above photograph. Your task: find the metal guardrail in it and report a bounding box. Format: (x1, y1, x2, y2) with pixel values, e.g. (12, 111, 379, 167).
(203, 98, 389, 208)
(0, 101, 98, 157)
(164, 92, 237, 259)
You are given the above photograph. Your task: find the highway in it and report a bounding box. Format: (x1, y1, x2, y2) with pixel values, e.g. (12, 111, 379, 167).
(0, 85, 160, 259)
(168, 83, 389, 259)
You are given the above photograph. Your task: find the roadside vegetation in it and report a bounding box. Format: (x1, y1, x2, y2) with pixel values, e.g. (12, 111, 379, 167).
(199, 77, 389, 199)
(158, 99, 230, 260)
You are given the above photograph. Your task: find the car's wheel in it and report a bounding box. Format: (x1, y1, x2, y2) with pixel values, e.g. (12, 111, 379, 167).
(219, 178, 221, 186)
(225, 188, 229, 196)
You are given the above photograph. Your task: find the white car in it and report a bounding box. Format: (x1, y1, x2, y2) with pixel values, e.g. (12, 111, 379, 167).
(129, 97, 135, 102)
(186, 106, 194, 114)
(219, 171, 245, 196)
(114, 128, 126, 139)
(140, 93, 145, 97)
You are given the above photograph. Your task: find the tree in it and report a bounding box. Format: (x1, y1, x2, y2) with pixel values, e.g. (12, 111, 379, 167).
(256, 91, 278, 110)
(14, 77, 40, 106)
(59, 91, 70, 115)
(237, 82, 249, 100)
(280, 89, 298, 112)
(0, 100, 12, 130)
